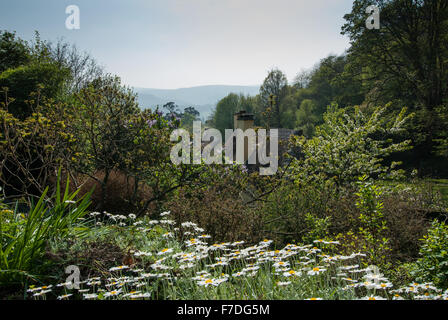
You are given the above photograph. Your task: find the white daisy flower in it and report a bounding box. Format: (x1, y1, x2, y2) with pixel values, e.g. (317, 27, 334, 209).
(360, 295, 387, 300)
(283, 270, 302, 277)
(33, 289, 52, 297)
(109, 265, 130, 272)
(276, 281, 291, 286)
(83, 293, 98, 300)
(307, 267, 326, 276)
(104, 289, 122, 297)
(157, 248, 173, 255)
(130, 292, 151, 299)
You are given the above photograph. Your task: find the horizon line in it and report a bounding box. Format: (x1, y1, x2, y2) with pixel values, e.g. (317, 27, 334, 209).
(131, 84, 261, 91)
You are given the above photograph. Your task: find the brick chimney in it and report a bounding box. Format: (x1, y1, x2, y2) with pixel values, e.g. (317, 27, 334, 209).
(233, 110, 254, 130)
(232, 111, 255, 164)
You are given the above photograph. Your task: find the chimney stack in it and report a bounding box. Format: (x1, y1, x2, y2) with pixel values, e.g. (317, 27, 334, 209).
(234, 110, 254, 130)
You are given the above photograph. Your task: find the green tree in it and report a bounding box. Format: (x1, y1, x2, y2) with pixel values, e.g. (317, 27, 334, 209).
(180, 106, 200, 132)
(293, 55, 365, 124)
(0, 31, 103, 119)
(278, 90, 299, 129)
(210, 93, 242, 134)
(295, 99, 318, 138)
(342, 0, 448, 111)
(259, 69, 288, 128)
(0, 30, 31, 74)
(293, 68, 311, 90)
(342, 0, 448, 172)
(163, 102, 181, 118)
(0, 62, 70, 119)
(68, 76, 140, 209)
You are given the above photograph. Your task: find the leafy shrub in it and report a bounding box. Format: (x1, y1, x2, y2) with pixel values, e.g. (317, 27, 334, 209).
(380, 185, 431, 261)
(387, 262, 416, 288)
(261, 174, 435, 266)
(0, 102, 76, 200)
(261, 179, 335, 245)
(354, 175, 391, 267)
(335, 178, 440, 269)
(0, 61, 70, 119)
(412, 220, 448, 289)
(167, 167, 264, 244)
(76, 170, 154, 215)
(44, 238, 126, 283)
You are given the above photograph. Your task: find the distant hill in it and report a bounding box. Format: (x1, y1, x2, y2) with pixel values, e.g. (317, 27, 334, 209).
(134, 85, 260, 119)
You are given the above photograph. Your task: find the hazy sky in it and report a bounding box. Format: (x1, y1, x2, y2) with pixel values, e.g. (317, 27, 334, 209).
(0, 0, 354, 89)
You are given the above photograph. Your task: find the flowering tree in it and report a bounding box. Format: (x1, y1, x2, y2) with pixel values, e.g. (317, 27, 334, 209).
(66, 76, 208, 215)
(289, 104, 413, 186)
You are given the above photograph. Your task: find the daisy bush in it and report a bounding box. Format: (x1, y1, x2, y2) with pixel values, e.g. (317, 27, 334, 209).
(25, 211, 448, 301)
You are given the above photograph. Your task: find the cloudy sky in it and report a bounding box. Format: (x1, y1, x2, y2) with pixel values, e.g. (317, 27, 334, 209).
(0, 0, 354, 89)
